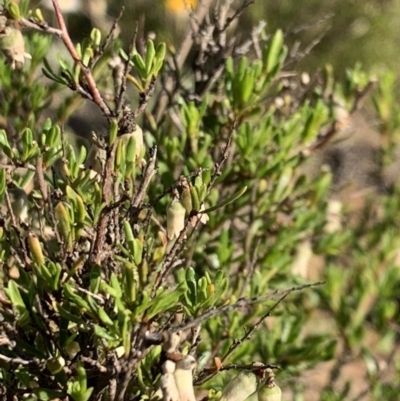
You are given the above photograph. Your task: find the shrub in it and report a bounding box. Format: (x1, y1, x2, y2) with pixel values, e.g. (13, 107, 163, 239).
(0, 1, 399, 400)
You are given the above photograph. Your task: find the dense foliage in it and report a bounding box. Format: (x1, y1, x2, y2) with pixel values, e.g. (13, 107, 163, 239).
(0, 1, 399, 400)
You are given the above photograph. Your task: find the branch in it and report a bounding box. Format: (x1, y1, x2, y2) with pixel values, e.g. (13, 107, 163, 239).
(51, 0, 112, 117)
(194, 282, 324, 384)
(90, 141, 116, 264)
(198, 362, 281, 379)
(19, 17, 62, 37)
(142, 281, 325, 342)
(150, 216, 195, 297)
(115, 25, 137, 114)
(173, 281, 325, 333)
(153, 0, 214, 122)
(0, 353, 41, 367)
(131, 146, 158, 209)
(207, 119, 236, 193)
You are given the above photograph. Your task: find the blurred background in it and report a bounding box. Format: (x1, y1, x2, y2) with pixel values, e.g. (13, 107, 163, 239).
(36, 0, 400, 77)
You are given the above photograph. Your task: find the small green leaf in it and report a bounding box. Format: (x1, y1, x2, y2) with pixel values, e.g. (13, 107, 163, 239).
(33, 388, 65, 400)
(110, 273, 123, 298)
(0, 168, 6, 196)
(265, 29, 284, 74)
(147, 282, 187, 319)
(90, 265, 101, 293)
(145, 40, 156, 76)
(203, 186, 247, 213)
(97, 307, 114, 327)
(186, 267, 197, 307)
(94, 324, 116, 341)
(7, 280, 26, 311)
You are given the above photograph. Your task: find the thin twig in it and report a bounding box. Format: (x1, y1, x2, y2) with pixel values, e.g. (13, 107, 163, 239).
(89, 8, 125, 69)
(80, 356, 108, 373)
(91, 142, 116, 264)
(171, 281, 325, 334)
(221, 293, 290, 363)
(134, 75, 157, 117)
(116, 25, 138, 114)
(143, 282, 324, 349)
(208, 119, 236, 193)
(287, 12, 334, 36)
(149, 169, 204, 206)
(131, 146, 158, 209)
(19, 17, 62, 37)
(76, 286, 105, 304)
(35, 156, 48, 202)
(195, 284, 320, 385)
(115, 324, 148, 401)
(150, 219, 194, 297)
(239, 239, 260, 298)
(220, 0, 254, 33)
(351, 78, 377, 112)
(51, 0, 112, 117)
(0, 353, 41, 367)
(154, 0, 214, 123)
(200, 362, 280, 376)
(4, 190, 17, 228)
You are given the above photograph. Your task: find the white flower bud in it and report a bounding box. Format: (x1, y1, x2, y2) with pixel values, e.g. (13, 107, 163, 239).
(220, 371, 258, 401)
(174, 355, 197, 401)
(257, 371, 281, 401)
(166, 200, 186, 240)
(7, 185, 29, 224)
(0, 27, 31, 69)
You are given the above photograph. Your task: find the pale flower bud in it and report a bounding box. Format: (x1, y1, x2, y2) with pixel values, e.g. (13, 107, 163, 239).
(220, 371, 258, 401)
(27, 234, 45, 265)
(161, 360, 180, 401)
(7, 185, 29, 224)
(0, 27, 31, 69)
(257, 370, 281, 401)
(85, 144, 106, 179)
(166, 200, 186, 240)
(174, 355, 197, 401)
(118, 124, 144, 161)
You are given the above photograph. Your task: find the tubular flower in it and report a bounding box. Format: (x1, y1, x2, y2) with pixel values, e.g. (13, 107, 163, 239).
(0, 26, 31, 69)
(166, 199, 186, 240)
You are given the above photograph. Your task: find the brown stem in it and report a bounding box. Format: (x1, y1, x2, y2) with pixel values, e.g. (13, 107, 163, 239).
(51, 0, 112, 117)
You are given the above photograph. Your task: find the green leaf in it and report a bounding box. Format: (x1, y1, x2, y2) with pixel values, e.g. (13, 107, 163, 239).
(109, 118, 118, 145)
(7, 280, 26, 312)
(153, 42, 166, 75)
(265, 29, 284, 74)
(90, 265, 101, 293)
(132, 52, 146, 77)
(185, 267, 197, 307)
(0, 130, 13, 159)
(56, 303, 85, 324)
(0, 168, 6, 196)
(80, 388, 94, 401)
(94, 324, 116, 341)
(100, 281, 120, 298)
(15, 338, 46, 358)
(202, 186, 247, 213)
(97, 307, 114, 327)
(33, 388, 65, 400)
(146, 282, 187, 319)
(110, 273, 123, 298)
(145, 39, 156, 76)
